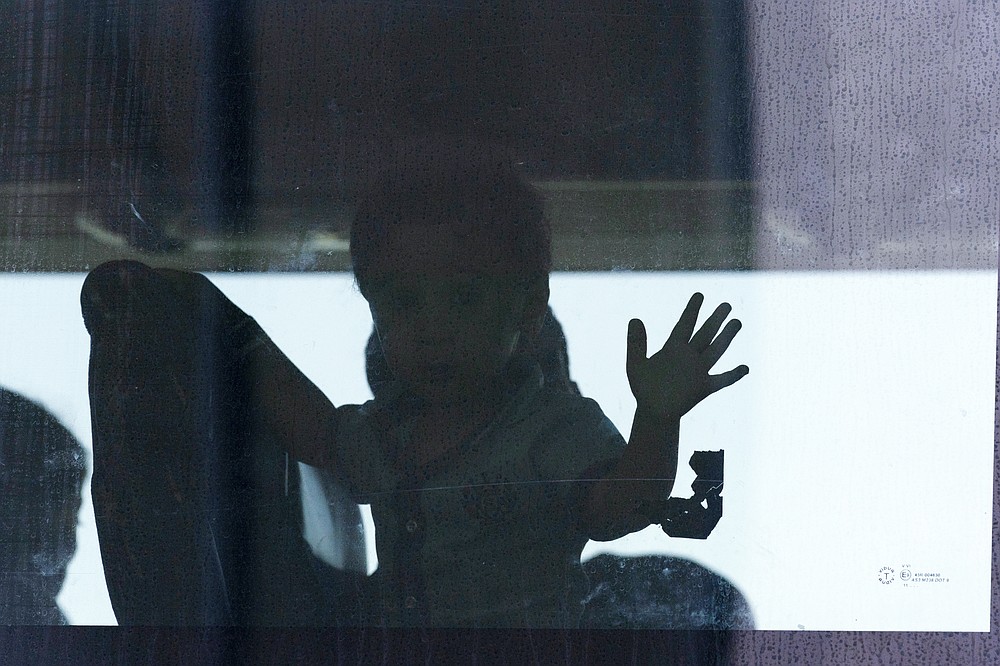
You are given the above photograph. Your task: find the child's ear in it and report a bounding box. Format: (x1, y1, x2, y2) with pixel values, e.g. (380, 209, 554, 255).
(519, 276, 550, 338)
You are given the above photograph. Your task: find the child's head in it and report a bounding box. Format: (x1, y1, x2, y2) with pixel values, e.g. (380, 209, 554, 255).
(350, 135, 551, 404)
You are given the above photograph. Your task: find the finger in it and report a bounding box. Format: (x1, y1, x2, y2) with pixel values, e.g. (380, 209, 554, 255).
(704, 318, 742, 367)
(626, 318, 647, 378)
(706, 365, 749, 394)
(667, 292, 704, 344)
(689, 302, 732, 351)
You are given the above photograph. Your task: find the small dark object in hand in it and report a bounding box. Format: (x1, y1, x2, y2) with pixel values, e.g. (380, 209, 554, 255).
(656, 450, 724, 539)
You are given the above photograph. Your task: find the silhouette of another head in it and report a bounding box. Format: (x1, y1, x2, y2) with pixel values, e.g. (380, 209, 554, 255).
(0, 389, 87, 624)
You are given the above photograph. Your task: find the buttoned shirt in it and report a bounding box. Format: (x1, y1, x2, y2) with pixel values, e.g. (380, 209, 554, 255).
(326, 359, 625, 627)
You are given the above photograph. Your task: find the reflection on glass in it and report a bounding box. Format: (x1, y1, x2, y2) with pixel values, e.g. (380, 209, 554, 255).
(80, 136, 748, 628)
(0, 0, 994, 652)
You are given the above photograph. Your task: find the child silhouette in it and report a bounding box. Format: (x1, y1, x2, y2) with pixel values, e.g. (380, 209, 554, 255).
(83, 135, 747, 628)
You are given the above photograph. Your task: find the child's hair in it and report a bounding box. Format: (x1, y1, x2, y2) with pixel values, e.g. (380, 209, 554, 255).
(350, 134, 552, 289)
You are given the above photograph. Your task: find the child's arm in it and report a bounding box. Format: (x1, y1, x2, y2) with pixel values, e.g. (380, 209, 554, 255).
(236, 328, 341, 470)
(584, 292, 748, 541)
(83, 261, 342, 471)
(151, 265, 343, 469)
(161, 268, 343, 471)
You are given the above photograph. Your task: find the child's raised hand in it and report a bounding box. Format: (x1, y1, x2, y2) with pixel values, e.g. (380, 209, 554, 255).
(626, 292, 748, 418)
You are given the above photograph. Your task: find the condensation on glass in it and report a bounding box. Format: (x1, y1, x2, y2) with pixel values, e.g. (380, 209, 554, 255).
(0, 0, 995, 646)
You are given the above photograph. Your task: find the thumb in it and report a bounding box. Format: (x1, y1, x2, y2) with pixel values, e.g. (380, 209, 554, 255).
(626, 318, 647, 377)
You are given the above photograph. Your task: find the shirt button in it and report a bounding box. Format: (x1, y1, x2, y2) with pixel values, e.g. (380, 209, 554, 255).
(404, 596, 417, 609)
(405, 519, 419, 533)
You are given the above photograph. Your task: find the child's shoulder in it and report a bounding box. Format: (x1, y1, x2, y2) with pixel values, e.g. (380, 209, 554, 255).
(507, 382, 623, 445)
(506, 386, 624, 481)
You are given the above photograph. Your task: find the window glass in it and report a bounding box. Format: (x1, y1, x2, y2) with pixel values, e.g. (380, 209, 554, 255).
(1, 0, 994, 637)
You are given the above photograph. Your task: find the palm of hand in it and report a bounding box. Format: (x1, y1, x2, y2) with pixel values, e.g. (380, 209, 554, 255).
(627, 293, 748, 418)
